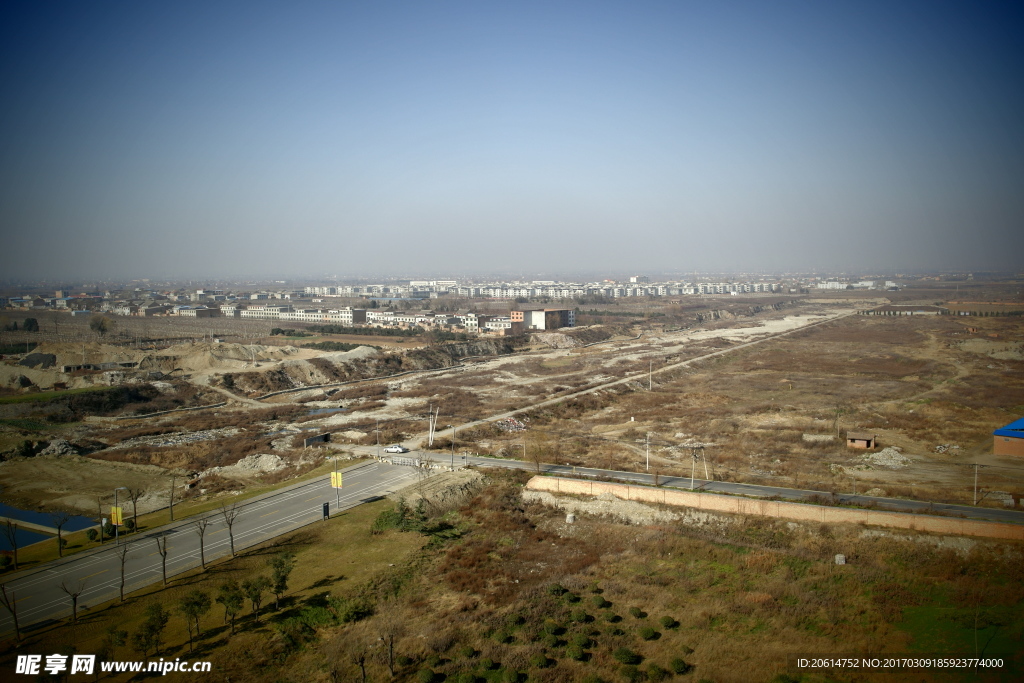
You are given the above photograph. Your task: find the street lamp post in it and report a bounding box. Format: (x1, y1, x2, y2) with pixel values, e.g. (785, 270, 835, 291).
(375, 420, 381, 461)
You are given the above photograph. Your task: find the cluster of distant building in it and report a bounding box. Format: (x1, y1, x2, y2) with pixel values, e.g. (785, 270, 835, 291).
(0, 275, 902, 335)
(816, 280, 900, 290)
(304, 276, 790, 299)
(0, 287, 579, 334)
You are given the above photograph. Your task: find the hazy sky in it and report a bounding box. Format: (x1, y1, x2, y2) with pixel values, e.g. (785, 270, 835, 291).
(2, 1, 1022, 280)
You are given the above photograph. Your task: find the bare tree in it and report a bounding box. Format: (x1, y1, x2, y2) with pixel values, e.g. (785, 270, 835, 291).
(0, 584, 21, 643)
(154, 534, 169, 586)
(832, 402, 848, 438)
(116, 542, 132, 602)
(192, 517, 210, 570)
(59, 580, 86, 624)
(375, 599, 404, 678)
(529, 441, 544, 475)
(219, 502, 241, 557)
(1, 520, 19, 570)
(325, 629, 370, 683)
(50, 510, 73, 558)
(125, 488, 145, 533)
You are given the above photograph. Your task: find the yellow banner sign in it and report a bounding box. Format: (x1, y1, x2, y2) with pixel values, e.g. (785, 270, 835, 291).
(110, 506, 123, 526)
(330, 472, 342, 489)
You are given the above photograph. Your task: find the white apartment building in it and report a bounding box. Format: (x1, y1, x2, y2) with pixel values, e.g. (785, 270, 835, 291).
(279, 309, 330, 323)
(240, 305, 293, 319)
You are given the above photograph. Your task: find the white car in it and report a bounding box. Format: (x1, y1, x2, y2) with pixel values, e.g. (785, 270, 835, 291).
(383, 445, 409, 454)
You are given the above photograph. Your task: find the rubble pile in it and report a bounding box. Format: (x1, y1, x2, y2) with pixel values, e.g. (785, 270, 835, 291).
(199, 453, 287, 479)
(858, 446, 911, 469)
(38, 439, 80, 457)
(496, 417, 528, 433)
(109, 427, 240, 450)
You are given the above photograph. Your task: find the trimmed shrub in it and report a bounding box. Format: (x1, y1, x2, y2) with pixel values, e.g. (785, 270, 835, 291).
(460, 645, 476, 659)
(669, 658, 692, 675)
(493, 630, 513, 644)
(566, 645, 586, 661)
(529, 653, 549, 669)
(659, 616, 678, 629)
(454, 673, 476, 683)
(542, 633, 560, 648)
(547, 583, 567, 596)
(416, 669, 435, 683)
(619, 664, 643, 682)
(478, 658, 494, 671)
(613, 648, 641, 665)
(639, 626, 659, 640)
(646, 664, 669, 682)
(592, 595, 611, 609)
(570, 634, 592, 648)
(565, 592, 581, 603)
(397, 655, 413, 667)
(570, 609, 590, 623)
(628, 607, 644, 619)
(603, 610, 620, 623)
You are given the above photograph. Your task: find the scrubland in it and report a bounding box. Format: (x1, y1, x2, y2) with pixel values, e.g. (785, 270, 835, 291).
(6, 471, 1020, 682)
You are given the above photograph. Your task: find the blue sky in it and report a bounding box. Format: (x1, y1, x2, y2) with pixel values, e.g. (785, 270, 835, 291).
(2, 1, 1022, 280)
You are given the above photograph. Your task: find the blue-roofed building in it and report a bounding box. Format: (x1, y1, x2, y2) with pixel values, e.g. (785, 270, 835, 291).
(994, 417, 1024, 456)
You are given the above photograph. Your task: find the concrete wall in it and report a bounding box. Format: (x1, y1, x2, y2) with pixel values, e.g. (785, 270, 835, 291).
(526, 477, 1024, 541)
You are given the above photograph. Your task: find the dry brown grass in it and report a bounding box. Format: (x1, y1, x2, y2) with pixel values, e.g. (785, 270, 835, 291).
(8, 471, 1023, 682)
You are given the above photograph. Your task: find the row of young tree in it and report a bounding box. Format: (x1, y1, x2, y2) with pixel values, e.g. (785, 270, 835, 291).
(0, 540, 294, 657)
(0, 501, 249, 644)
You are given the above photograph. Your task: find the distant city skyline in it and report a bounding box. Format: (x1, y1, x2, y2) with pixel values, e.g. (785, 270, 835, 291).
(3, 1, 1023, 280)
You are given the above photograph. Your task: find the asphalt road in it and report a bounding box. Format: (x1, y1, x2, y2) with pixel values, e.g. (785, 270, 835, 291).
(0, 460, 419, 637)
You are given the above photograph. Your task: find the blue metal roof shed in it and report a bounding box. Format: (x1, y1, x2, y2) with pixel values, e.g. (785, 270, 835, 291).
(994, 418, 1024, 438)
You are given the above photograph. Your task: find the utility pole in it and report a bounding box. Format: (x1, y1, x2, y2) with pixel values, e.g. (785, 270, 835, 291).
(649, 359, 653, 391)
(376, 420, 381, 460)
(645, 433, 650, 472)
(450, 423, 456, 470)
(168, 474, 175, 521)
(973, 463, 980, 505)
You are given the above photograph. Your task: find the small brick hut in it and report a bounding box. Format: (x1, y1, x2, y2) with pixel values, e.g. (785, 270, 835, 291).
(846, 431, 877, 449)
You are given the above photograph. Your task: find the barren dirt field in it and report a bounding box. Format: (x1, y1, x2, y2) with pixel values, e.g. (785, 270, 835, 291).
(2, 288, 1022, 523)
